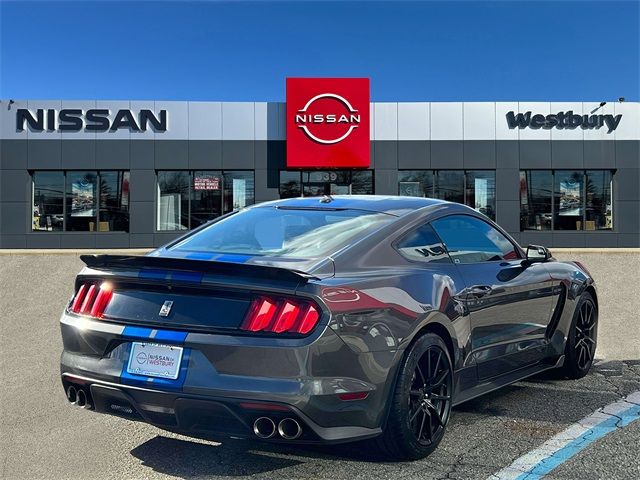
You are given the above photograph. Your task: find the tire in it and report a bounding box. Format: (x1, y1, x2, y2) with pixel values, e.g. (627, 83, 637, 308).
(376, 333, 453, 461)
(560, 291, 598, 379)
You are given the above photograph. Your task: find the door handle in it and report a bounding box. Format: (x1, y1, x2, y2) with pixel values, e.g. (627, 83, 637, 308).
(469, 285, 493, 297)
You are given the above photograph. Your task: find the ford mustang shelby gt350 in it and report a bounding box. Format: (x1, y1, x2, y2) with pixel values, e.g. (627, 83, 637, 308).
(60, 196, 597, 460)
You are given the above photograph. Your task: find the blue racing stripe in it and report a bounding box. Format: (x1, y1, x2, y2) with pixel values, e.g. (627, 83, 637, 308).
(185, 252, 217, 260)
(214, 254, 251, 263)
(122, 325, 154, 339)
(170, 271, 203, 283)
(153, 330, 188, 342)
(514, 404, 640, 479)
(139, 269, 169, 280)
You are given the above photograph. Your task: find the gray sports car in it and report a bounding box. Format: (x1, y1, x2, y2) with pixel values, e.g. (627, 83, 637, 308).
(59, 195, 597, 460)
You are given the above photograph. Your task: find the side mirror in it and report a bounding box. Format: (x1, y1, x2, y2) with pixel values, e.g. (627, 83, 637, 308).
(525, 244, 551, 263)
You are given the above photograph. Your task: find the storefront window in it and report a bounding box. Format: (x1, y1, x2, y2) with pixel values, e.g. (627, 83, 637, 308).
(435, 171, 465, 205)
(303, 171, 352, 196)
(158, 171, 190, 231)
(351, 170, 374, 195)
(398, 171, 434, 197)
(223, 171, 255, 213)
(585, 170, 613, 230)
(520, 171, 553, 231)
(466, 171, 496, 221)
(554, 170, 585, 231)
(279, 170, 374, 198)
(191, 171, 222, 228)
(398, 170, 495, 220)
(32, 172, 64, 231)
(99, 171, 130, 232)
(279, 171, 302, 198)
(520, 170, 614, 231)
(33, 171, 130, 232)
(157, 171, 255, 231)
(65, 171, 98, 231)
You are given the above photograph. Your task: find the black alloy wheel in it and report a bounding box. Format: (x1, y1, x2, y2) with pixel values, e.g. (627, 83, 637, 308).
(377, 333, 454, 460)
(561, 291, 598, 379)
(575, 298, 597, 370)
(408, 346, 452, 445)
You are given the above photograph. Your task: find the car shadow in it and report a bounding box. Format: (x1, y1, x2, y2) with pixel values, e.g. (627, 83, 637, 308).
(129, 435, 386, 478)
(129, 360, 640, 478)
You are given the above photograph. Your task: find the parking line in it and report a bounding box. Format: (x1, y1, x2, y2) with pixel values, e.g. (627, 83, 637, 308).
(488, 391, 640, 480)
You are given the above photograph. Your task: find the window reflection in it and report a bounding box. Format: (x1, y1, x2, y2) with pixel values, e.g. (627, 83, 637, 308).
(158, 171, 190, 231)
(279, 171, 301, 198)
(554, 171, 583, 231)
(585, 170, 613, 230)
(157, 171, 255, 231)
(191, 171, 222, 228)
(466, 171, 496, 221)
(520, 171, 552, 230)
(398, 170, 434, 197)
(351, 170, 374, 195)
(279, 170, 374, 197)
(397, 170, 495, 220)
(65, 171, 98, 231)
(32, 172, 64, 231)
(436, 171, 465, 205)
(520, 170, 614, 231)
(99, 171, 130, 232)
(223, 171, 255, 214)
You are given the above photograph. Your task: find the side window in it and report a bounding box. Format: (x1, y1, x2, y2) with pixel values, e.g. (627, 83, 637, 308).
(396, 223, 451, 264)
(431, 215, 519, 264)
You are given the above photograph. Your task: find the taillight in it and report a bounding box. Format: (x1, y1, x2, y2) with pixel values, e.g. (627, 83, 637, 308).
(90, 283, 113, 318)
(240, 296, 321, 335)
(70, 284, 88, 313)
(69, 282, 113, 319)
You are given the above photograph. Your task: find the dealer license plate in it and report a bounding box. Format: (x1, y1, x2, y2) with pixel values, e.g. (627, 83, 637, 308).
(126, 342, 184, 380)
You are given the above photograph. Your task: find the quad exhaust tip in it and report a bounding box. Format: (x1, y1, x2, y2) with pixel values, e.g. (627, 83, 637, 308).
(253, 417, 276, 439)
(66, 385, 77, 404)
(76, 389, 87, 408)
(66, 385, 92, 409)
(278, 418, 302, 440)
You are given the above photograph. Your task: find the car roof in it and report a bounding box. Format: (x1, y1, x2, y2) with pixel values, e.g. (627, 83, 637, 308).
(254, 195, 448, 216)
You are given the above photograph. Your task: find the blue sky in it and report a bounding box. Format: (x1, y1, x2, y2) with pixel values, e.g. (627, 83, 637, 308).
(1, 1, 638, 101)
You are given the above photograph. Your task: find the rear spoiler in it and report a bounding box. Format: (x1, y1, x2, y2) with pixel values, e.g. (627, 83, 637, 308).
(79, 254, 320, 284)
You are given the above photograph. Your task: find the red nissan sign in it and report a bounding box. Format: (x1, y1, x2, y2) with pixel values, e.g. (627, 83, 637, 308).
(286, 78, 370, 168)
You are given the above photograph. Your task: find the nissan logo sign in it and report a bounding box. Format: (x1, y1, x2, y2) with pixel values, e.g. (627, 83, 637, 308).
(286, 78, 370, 168)
(294, 93, 361, 144)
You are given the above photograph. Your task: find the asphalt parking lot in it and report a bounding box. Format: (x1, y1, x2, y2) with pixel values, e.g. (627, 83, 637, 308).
(1, 252, 639, 480)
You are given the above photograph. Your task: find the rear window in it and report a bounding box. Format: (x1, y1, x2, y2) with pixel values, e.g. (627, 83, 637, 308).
(169, 207, 394, 259)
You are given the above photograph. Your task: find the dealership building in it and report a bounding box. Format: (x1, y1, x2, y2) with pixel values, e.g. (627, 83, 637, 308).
(1, 79, 638, 249)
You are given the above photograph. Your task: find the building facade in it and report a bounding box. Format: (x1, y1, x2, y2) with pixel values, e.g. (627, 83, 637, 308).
(1, 97, 638, 249)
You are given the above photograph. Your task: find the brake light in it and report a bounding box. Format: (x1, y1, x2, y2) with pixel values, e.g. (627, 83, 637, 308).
(71, 284, 88, 313)
(69, 282, 113, 319)
(80, 284, 97, 314)
(90, 283, 113, 318)
(272, 301, 301, 333)
(240, 296, 321, 335)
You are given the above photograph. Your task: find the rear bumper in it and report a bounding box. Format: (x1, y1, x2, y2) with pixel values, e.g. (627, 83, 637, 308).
(61, 373, 381, 444)
(60, 312, 397, 443)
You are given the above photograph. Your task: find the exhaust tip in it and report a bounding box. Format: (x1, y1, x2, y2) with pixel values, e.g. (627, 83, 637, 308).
(253, 417, 276, 439)
(66, 385, 77, 404)
(278, 418, 302, 440)
(76, 389, 87, 408)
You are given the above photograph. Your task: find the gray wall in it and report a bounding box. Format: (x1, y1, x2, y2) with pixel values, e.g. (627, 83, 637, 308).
(1, 138, 638, 249)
